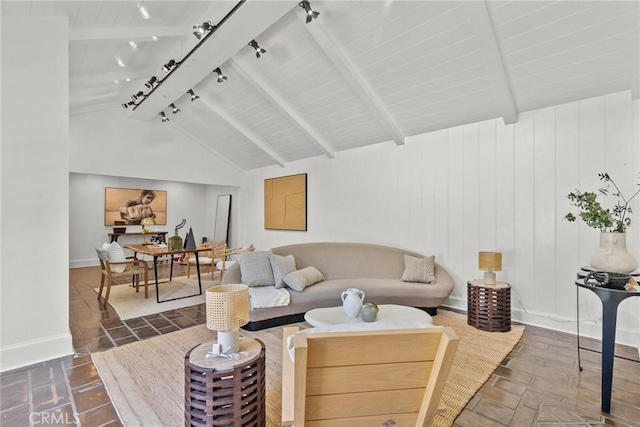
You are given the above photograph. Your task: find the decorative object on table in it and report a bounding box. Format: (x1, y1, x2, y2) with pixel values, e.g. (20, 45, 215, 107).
(583, 271, 633, 290)
(206, 284, 250, 353)
(479, 251, 502, 285)
(341, 287, 365, 317)
(184, 227, 196, 250)
(112, 220, 127, 234)
(360, 302, 379, 322)
(264, 173, 307, 231)
(168, 219, 186, 251)
(140, 217, 156, 245)
(566, 172, 639, 273)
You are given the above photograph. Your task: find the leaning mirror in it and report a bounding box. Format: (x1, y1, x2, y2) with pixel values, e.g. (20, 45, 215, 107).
(213, 194, 231, 244)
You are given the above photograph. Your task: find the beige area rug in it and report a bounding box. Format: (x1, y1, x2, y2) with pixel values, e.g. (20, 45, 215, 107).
(94, 276, 218, 320)
(92, 310, 524, 427)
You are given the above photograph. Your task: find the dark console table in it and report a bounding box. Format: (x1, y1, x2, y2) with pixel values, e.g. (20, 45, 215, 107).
(108, 231, 167, 243)
(575, 268, 639, 413)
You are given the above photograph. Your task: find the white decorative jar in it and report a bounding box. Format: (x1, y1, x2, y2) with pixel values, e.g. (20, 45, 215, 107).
(590, 232, 637, 273)
(341, 288, 365, 317)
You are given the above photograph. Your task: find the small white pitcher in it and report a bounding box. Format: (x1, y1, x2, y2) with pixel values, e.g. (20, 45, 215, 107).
(341, 288, 365, 317)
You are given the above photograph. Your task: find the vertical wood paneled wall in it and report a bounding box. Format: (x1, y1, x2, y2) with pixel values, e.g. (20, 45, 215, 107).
(239, 92, 639, 346)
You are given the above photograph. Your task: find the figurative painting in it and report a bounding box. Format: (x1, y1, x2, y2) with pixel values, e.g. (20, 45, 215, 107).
(264, 173, 307, 231)
(105, 187, 167, 226)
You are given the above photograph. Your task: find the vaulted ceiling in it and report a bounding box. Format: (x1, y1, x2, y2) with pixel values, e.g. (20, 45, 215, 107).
(3, 0, 639, 171)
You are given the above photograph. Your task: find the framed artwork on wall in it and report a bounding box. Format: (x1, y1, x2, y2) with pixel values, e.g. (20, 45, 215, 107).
(104, 187, 167, 226)
(264, 173, 307, 231)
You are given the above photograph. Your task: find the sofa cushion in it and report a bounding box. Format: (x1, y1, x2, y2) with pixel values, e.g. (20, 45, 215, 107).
(283, 266, 324, 292)
(270, 254, 296, 289)
(239, 251, 275, 287)
(401, 255, 435, 283)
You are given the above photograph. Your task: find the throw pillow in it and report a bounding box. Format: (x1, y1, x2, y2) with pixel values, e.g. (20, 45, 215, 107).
(401, 255, 435, 283)
(239, 251, 275, 287)
(269, 254, 296, 289)
(103, 242, 127, 273)
(283, 266, 324, 292)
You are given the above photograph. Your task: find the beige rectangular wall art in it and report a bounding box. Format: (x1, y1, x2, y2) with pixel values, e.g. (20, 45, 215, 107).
(105, 187, 167, 226)
(264, 173, 307, 231)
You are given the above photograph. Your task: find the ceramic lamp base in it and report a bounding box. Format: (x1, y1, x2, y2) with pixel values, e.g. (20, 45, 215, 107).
(217, 329, 240, 353)
(484, 271, 496, 285)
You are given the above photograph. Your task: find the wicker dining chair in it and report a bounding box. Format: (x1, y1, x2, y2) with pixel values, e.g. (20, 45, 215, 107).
(95, 247, 149, 305)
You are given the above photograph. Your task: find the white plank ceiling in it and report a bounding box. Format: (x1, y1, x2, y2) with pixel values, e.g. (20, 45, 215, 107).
(2, 0, 638, 171)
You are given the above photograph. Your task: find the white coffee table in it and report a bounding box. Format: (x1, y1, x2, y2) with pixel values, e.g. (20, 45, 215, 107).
(304, 304, 433, 327)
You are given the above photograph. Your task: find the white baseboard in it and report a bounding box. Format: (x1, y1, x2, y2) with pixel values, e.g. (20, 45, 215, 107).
(444, 296, 639, 348)
(70, 258, 99, 268)
(1, 333, 74, 373)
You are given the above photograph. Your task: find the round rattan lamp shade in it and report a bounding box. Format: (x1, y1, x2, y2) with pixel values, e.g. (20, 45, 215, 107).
(206, 285, 250, 331)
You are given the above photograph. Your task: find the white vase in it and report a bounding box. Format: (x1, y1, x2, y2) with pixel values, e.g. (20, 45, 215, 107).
(589, 232, 637, 273)
(341, 288, 365, 317)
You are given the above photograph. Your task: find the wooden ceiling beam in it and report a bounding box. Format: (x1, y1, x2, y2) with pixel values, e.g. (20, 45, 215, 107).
(463, 1, 518, 125)
(228, 58, 335, 159)
(69, 26, 189, 42)
(303, 21, 406, 146)
(198, 97, 286, 168)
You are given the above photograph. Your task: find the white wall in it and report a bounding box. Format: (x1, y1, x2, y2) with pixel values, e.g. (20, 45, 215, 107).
(70, 108, 244, 187)
(69, 173, 239, 267)
(1, 17, 73, 371)
(237, 91, 640, 346)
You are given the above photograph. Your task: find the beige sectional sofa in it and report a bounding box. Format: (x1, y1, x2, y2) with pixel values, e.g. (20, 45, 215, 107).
(221, 242, 455, 330)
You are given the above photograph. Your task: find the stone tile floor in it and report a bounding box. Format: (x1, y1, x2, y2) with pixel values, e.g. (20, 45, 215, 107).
(1, 265, 638, 426)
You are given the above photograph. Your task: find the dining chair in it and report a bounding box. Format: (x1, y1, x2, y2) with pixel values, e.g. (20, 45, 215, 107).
(95, 246, 149, 305)
(186, 243, 225, 280)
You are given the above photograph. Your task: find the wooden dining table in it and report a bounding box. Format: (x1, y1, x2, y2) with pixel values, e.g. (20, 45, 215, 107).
(123, 243, 212, 303)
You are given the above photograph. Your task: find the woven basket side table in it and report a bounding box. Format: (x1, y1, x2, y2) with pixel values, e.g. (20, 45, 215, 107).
(467, 280, 511, 332)
(185, 337, 266, 427)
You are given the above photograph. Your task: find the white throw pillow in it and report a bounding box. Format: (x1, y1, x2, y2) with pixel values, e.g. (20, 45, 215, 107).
(239, 251, 275, 287)
(282, 266, 324, 292)
(269, 254, 296, 289)
(401, 255, 435, 283)
(103, 242, 127, 273)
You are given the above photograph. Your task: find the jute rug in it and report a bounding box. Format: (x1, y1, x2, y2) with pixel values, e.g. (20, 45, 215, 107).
(92, 310, 524, 426)
(94, 276, 218, 320)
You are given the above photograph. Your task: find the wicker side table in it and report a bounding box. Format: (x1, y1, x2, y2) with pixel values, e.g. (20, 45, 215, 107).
(185, 337, 266, 427)
(467, 280, 511, 332)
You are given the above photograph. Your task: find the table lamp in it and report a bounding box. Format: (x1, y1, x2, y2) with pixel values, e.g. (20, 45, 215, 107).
(140, 217, 156, 245)
(479, 251, 502, 285)
(206, 285, 250, 353)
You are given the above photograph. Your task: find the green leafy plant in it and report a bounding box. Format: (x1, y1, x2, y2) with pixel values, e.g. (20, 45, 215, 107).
(565, 173, 640, 232)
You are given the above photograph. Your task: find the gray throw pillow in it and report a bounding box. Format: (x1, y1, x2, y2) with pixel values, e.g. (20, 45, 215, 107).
(283, 266, 324, 292)
(269, 254, 296, 289)
(239, 251, 275, 287)
(401, 255, 435, 283)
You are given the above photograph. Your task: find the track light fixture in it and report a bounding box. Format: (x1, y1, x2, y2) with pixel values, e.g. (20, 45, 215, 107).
(193, 21, 215, 39)
(162, 59, 178, 73)
(159, 112, 169, 122)
(187, 89, 200, 101)
(131, 91, 145, 101)
(213, 67, 228, 83)
(248, 40, 266, 59)
(299, 0, 319, 23)
(122, 101, 135, 109)
(170, 103, 181, 114)
(145, 76, 159, 89)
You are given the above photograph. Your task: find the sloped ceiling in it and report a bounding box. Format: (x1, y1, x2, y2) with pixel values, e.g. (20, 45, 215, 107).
(3, 0, 639, 171)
